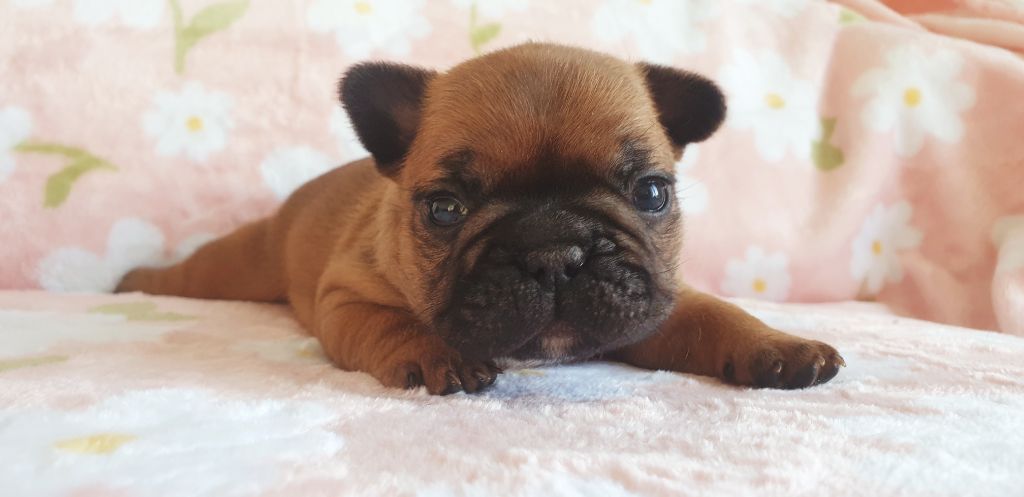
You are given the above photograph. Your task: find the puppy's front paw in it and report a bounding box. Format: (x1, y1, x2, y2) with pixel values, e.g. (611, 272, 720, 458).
(723, 332, 845, 389)
(375, 338, 501, 395)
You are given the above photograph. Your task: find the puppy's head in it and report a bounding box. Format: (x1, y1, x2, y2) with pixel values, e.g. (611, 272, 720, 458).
(341, 43, 725, 362)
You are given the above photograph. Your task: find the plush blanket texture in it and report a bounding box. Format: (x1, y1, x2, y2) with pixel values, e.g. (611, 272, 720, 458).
(2, 291, 1023, 497)
(3, 1, 1024, 496)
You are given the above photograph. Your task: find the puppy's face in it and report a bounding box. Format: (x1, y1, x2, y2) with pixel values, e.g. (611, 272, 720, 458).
(342, 43, 725, 362)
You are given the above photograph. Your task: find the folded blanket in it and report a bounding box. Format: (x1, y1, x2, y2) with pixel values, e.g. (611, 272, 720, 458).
(2, 291, 1022, 496)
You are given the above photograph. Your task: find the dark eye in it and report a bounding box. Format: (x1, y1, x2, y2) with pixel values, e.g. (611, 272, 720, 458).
(632, 177, 670, 212)
(429, 196, 468, 226)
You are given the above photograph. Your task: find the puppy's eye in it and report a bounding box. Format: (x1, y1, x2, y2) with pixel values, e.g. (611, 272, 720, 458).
(632, 177, 670, 212)
(429, 196, 468, 226)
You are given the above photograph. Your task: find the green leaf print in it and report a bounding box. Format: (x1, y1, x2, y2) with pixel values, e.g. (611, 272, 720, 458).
(170, 0, 250, 74)
(0, 355, 69, 373)
(468, 3, 501, 54)
(44, 157, 109, 208)
(14, 141, 118, 208)
(471, 23, 502, 53)
(89, 302, 195, 322)
(839, 8, 866, 24)
(812, 118, 845, 171)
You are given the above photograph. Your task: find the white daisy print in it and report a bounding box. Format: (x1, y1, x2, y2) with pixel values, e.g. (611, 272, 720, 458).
(142, 81, 233, 163)
(330, 107, 369, 162)
(850, 201, 923, 295)
(72, 0, 164, 29)
(0, 105, 33, 182)
(736, 0, 810, 17)
(37, 217, 166, 293)
(853, 45, 975, 157)
(451, 0, 529, 19)
(307, 0, 432, 58)
(719, 50, 818, 163)
(721, 246, 792, 302)
(675, 145, 708, 214)
(0, 389, 344, 497)
(260, 145, 335, 199)
(591, 0, 716, 64)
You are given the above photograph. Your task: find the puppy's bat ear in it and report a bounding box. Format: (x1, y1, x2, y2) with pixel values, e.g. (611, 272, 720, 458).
(637, 63, 726, 150)
(339, 62, 437, 177)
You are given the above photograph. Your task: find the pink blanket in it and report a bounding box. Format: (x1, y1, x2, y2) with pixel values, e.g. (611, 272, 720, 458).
(2, 291, 1023, 496)
(1, 0, 1022, 334)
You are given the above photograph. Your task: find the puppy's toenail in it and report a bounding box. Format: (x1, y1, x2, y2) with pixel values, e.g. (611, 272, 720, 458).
(441, 370, 463, 395)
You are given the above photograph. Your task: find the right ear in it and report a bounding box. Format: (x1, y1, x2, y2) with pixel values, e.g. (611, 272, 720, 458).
(339, 62, 437, 177)
(636, 63, 726, 154)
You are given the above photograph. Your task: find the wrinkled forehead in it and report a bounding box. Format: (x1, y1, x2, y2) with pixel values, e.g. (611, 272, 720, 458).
(403, 55, 675, 192)
(415, 139, 664, 200)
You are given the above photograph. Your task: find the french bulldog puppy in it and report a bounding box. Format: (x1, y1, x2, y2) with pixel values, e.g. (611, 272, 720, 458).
(117, 43, 844, 394)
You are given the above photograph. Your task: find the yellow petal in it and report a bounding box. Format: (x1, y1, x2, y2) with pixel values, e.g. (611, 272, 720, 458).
(354, 1, 372, 14)
(903, 88, 921, 107)
(55, 433, 137, 454)
(764, 93, 786, 109)
(185, 116, 204, 132)
(872, 240, 883, 255)
(752, 278, 767, 293)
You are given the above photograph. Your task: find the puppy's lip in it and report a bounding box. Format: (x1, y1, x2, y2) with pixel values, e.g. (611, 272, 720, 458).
(504, 321, 578, 354)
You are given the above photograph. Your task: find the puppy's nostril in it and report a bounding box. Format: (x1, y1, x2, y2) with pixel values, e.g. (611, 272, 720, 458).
(523, 244, 587, 284)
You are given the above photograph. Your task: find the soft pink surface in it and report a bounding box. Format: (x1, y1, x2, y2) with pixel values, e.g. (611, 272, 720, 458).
(2, 291, 1023, 496)
(1, 0, 1022, 334)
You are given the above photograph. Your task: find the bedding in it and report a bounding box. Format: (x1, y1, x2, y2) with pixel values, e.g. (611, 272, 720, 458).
(2, 291, 1023, 496)
(3, 1, 1024, 496)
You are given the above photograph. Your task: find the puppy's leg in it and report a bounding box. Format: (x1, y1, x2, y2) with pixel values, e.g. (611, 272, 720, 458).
(116, 219, 284, 302)
(611, 289, 844, 389)
(316, 293, 501, 395)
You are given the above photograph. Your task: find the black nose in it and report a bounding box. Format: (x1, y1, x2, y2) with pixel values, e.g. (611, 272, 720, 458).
(523, 244, 587, 285)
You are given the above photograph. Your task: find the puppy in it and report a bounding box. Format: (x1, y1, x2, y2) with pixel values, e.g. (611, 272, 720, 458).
(117, 43, 844, 394)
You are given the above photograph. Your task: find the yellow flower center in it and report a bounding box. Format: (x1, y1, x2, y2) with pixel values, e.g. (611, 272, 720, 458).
(871, 240, 883, 255)
(903, 87, 921, 107)
(752, 278, 767, 293)
(637, 0, 653, 5)
(764, 93, 786, 109)
(54, 433, 137, 454)
(185, 116, 204, 132)
(354, 1, 372, 14)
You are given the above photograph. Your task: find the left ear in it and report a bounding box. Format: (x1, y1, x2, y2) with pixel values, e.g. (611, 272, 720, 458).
(339, 62, 438, 177)
(637, 63, 726, 152)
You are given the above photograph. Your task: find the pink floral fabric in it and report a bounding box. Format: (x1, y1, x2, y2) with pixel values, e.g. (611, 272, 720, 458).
(1, 0, 1022, 333)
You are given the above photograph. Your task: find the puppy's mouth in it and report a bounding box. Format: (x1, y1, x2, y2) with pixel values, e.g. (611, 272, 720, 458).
(434, 240, 674, 362)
